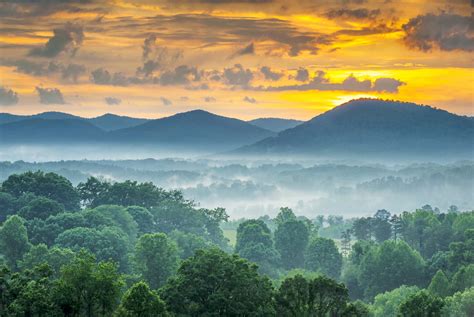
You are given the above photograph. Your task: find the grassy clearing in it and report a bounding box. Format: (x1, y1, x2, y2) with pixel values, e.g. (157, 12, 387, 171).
(223, 229, 237, 247)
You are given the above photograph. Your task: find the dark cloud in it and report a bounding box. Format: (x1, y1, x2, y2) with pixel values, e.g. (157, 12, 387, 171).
(372, 78, 405, 93)
(0, 86, 19, 106)
(325, 8, 380, 20)
(260, 66, 283, 81)
(229, 42, 255, 59)
(159, 65, 201, 85)
(403, 13, 474, 52)
(204, 96, 216, 102)
(137, 35, 183, 77)
(132, 14, 332, 56)
(29, 23, 84, 58)
(0, 1, 107, 18)
(142, 34, 157, 61)
(35, 87, 65, 104)
(61, 64, 86, 83)
(1, 59, 85, 82)
(160, 97, 172, 106)
(91, 68, 129, 86)
(295, 67, 309, 82)
(243, 96, 257, 103)
(105, 97, 121, 105)
(223, 64, 253, 86)
(180, 96, 189, 101)
(261, 71, 405, 92)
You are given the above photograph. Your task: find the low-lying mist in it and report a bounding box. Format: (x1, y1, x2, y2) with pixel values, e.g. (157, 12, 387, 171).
(1, 145, 472, 219)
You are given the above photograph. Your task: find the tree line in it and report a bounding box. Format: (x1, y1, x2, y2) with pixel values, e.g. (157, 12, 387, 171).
(0, 171, 472, 316)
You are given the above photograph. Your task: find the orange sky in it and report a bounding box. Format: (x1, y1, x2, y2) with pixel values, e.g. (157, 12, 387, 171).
(0, 0, 472, 120)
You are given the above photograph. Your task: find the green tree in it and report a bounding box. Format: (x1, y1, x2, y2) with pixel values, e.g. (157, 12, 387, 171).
(372, 209, 392, 243)
(235, 219, 280, 276)
(116, 281, 169, 317)
(451, 264, 474, 294)
(358, 240, 425, 299)
(0, 215, 30, 270)
(19, 243, 75, 276)
(352, 217, 372, 241)
(55, 250, 124, 317)
(55, 226, 131, 272)
(305, 237, 342, 279)
(1, 264, 62, 316)
(2, 171, 80, 210)
(398, 290, 444, 317)
(27, 211, 86, 246)
(134, 233, 179, 289)
(126, 206, 155, 235)
(275, 219, 309, 269)
(276, 274, 350, 317)
(371, 285, 420, 317)
(84, 205, 138, 241)
(18, 196, 65, 220)
(428, 270, 451, 298)
(169, 230, 211, 260)
(160, 248, 275, 316)
(0, 192, 17, 222)
(275, 207, 297, 225)
(441, 287, 474, 317)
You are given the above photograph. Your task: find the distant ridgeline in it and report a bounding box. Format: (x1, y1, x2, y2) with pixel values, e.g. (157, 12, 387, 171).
(1, 99, 473, 158)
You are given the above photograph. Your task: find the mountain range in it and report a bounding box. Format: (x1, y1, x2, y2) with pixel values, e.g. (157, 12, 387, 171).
(237, 99, 474, 159)
(1, 99, 472, 159)
(0, 112, 148, 131)
(0, 110, 277, 151)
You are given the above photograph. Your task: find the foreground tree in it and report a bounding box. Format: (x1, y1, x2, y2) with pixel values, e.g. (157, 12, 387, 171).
(160, 248, 275, 316)
(428, 270, 451, 298)
(1, 171, 80, 210)
(235, 219, 280, 276)
(18, 196, 65, 220)
(134, 233, 179, 289)
(0, 215, 30, 270)
(358, 240, 425, 299)
(371, 285, 420, 317)
(398, 290, 444, 317)
(55, 251, 124, 317)
(305, 237, 342, 279)
(116, 281, 168, 317)
(276, 274, 350, 316)
(275, 219, 309, 269)
(442, 287, 474, 317)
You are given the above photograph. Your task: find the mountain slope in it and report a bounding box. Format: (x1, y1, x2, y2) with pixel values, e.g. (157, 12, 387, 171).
(237, 99, 474, 158)
(109, 109, 275, 150)
(0, 118, 106, 143)
(89, 114, 149, 131)
(248, 118, 303, 132)
(0, 113, 26, 125)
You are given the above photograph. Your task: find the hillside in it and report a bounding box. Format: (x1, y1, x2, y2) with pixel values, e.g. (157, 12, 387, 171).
(0, 118, 106, 143)
(237, 99, 474, 159)
(89, 114, 149, 131)
(109, 109, 275, 150)
(248, 118, 303, 132)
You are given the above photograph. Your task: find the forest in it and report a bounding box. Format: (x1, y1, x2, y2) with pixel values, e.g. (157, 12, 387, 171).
(0, 171, 473, 316)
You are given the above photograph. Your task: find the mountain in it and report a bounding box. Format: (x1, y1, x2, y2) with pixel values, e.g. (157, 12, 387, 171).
(109, 110, 275, 150)
(0, 118, 106, 143)
(0, 113, 25, 125)
(89, 114, 149, 131)
(0, 112, 150, 131)
(248, 118, 303, 132)
(237, 99, 474, 159)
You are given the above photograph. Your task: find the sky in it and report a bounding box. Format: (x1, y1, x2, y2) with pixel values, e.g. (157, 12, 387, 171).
(0, 0, 472, 120)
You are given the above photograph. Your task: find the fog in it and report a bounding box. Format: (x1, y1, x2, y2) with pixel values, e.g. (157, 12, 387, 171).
(2, 145, 472, 219)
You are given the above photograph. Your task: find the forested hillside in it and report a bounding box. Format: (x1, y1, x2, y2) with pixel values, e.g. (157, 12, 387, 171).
(0, 171, 472, 316)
